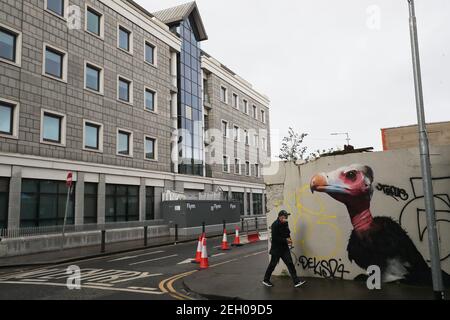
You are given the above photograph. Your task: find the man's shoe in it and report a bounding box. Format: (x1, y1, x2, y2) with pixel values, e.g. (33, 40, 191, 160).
(262, 280, 274, 287)
(294, 280, 306, 288)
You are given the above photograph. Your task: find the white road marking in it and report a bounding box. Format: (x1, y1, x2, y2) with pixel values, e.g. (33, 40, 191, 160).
(211, 253, 226, 258)
(108, 250, 165, 262)
(0, 281, 165, 295)
(129, 254, 178, 266)
(127, 286, 158, 291)
(84, 282, 114, 287)
(177, 258, 194, 265)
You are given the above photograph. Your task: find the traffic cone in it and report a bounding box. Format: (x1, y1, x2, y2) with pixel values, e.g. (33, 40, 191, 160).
(200, 237, 209, 269)
(221, 229, 230, 250)
(192, 233, 203, 263)
(232, 226, 242, 246)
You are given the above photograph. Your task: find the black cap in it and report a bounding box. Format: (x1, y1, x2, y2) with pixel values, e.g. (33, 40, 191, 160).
(278, 210, 291, 218)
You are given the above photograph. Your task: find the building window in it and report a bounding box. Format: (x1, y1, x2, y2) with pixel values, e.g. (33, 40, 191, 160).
(232, 192, 244, 215)
(84, 120, 102, 151)
(105, 184, 139, 222)
(244, 130, 249, 145)
(233, 125, 240, 142)
(220, 86, 228, 103)
(243, 100, 249, 114)
(146, 187, 155, 220)
(252, 193, 263, 216)
(118, 76, 132, 103)
(246, 161, 250, 176)
(0, 101, 14, 136)
(0, 25, 21, 66)
(84, 183, 97, 224)
(118, 25, 132, 53)
(145, 42, 155, 65)
(232, 93, 238, 109)
(42, 111, 65, 145)
(117, 129, 132, 156)
(85, 62, 103, 93)
(46, 0, 65, 17)
(254, 134, 259, 148)
(223, 155, 229, 173)
(235, 159, 241, 175)
(145, 136, 156, 160)
(86, 6, 103, 37)
(43, 44, 67, 81)
(253, 105, 257, 119)
(144, 88, 156, 112)
(0, 178, 9, 229)
(262, 137, 267, 151)
(255, 164, 260, 178)
(222, 120, 228, 138)
(20, 179, 75, 227)
(261, 110, 266, 123)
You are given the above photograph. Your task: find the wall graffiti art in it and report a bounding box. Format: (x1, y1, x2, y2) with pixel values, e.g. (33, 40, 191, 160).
(298, 256, 350, 280)
(399, 176, 450, 262)
(310, 164, 450, 287)
(376, 183, 409, 201)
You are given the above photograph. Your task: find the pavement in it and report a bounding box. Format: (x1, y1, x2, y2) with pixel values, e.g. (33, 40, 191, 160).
(182, 246, 450, 300)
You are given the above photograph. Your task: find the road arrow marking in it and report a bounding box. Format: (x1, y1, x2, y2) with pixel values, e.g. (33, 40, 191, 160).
(129, 254, 178, 266)
(108, 250, 164, 262)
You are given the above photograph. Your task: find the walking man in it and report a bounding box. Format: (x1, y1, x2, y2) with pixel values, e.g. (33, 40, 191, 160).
(262, 210, 306, 288)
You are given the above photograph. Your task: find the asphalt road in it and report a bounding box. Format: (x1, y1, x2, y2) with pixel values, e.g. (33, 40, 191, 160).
(0, 236, 267, 300)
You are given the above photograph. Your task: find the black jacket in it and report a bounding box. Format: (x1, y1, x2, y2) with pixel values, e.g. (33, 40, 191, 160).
(269, 219, 291, 255)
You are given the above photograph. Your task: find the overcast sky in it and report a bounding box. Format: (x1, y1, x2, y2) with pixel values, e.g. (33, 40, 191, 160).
(138, 0, 450, 156)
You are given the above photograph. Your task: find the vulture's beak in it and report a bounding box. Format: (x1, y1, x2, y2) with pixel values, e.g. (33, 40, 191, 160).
(310, 174, 328, 193)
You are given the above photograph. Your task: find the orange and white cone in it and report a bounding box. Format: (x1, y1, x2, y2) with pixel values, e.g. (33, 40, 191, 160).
(232, 226, 242, 246)
(200, 237, 209, 269)
(192, 233, 204, 263)
(221, 229, 230, 250)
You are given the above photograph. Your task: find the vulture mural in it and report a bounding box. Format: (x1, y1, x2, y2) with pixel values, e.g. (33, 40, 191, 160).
(310, 164, 450, 287)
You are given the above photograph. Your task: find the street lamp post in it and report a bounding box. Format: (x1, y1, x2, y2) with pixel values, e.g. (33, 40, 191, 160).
(407, 0, 445, 300)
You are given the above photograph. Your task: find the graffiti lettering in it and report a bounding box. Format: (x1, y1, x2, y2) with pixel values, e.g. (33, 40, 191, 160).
(298, 256, 350, 280)
(376, 183, 409, 201)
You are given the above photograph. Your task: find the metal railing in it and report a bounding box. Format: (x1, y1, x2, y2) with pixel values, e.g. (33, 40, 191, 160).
(0, 220, 165, 239)
(240, 215, 267, 234)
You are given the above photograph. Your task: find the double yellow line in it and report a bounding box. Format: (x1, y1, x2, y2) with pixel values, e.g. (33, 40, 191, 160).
(159, 270, 198, 300)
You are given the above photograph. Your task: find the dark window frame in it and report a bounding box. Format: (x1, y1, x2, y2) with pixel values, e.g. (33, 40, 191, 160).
(145, 42, 155, 65)
(145, 186, 155, 221)
(0, 178, 9, 229)
(85, 63, 101, 92)
(145, 88, 155, 111)
(105, 184, 139, 222)
(145, 137, 156, 160)
(43, 112, 62, 143)
(46, 0, 65, 17)
(0, 27, 17, 62)
(45, 46, 64, 79)
(118, 26, 131, 52)
(20, 179, 75, 227)
(86, 7, 102, 36)
(118, 77, 131, 102)
(84, 122, 100, 150)
(0, 101, 14, 135)
(118, 130, 131, 155)
(84, 182, 98, 224)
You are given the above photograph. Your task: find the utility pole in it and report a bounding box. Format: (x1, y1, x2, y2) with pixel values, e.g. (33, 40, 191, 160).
(330, 132, 350, 146)
(407, 0, 445, 300)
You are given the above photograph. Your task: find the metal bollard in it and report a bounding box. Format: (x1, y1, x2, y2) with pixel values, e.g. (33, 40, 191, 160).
(175, 224, 179, 244)
(255, 216, 258, 231)
(144, 226, 148, 247)
(101, 230, 106, 253)
(202, 222, 205, 234)
(241, 218, 244, 232)
(223, 220, 226, 231)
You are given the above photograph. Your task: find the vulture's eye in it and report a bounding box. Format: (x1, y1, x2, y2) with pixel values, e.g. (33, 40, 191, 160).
(345, 170, 357, 180)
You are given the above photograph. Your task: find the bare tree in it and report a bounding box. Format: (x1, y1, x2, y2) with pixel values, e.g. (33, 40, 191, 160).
(278, 127, 308, 161)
